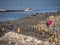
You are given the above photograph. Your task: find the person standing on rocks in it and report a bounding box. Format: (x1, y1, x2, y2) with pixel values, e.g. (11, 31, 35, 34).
(46, 19, 52, 28)
(46, 15, 57, 32)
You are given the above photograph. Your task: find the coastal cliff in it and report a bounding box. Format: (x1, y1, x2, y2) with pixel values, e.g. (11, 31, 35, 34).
(0, 11, 60, 45)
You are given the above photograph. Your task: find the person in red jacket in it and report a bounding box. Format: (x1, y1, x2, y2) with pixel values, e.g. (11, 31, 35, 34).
(46, 20, 57, 32)
(46, 20, 52, 27)
(46, 15, 58, 32)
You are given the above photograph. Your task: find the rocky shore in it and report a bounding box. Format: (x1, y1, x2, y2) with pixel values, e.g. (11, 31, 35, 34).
(0, 11, 60, 45)
(0, 32, 55, 45)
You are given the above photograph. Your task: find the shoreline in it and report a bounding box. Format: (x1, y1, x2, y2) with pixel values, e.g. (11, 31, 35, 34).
(0, 10, 59, 22)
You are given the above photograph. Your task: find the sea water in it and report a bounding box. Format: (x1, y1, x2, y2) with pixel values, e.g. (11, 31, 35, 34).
(0, 0, 60, 22)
